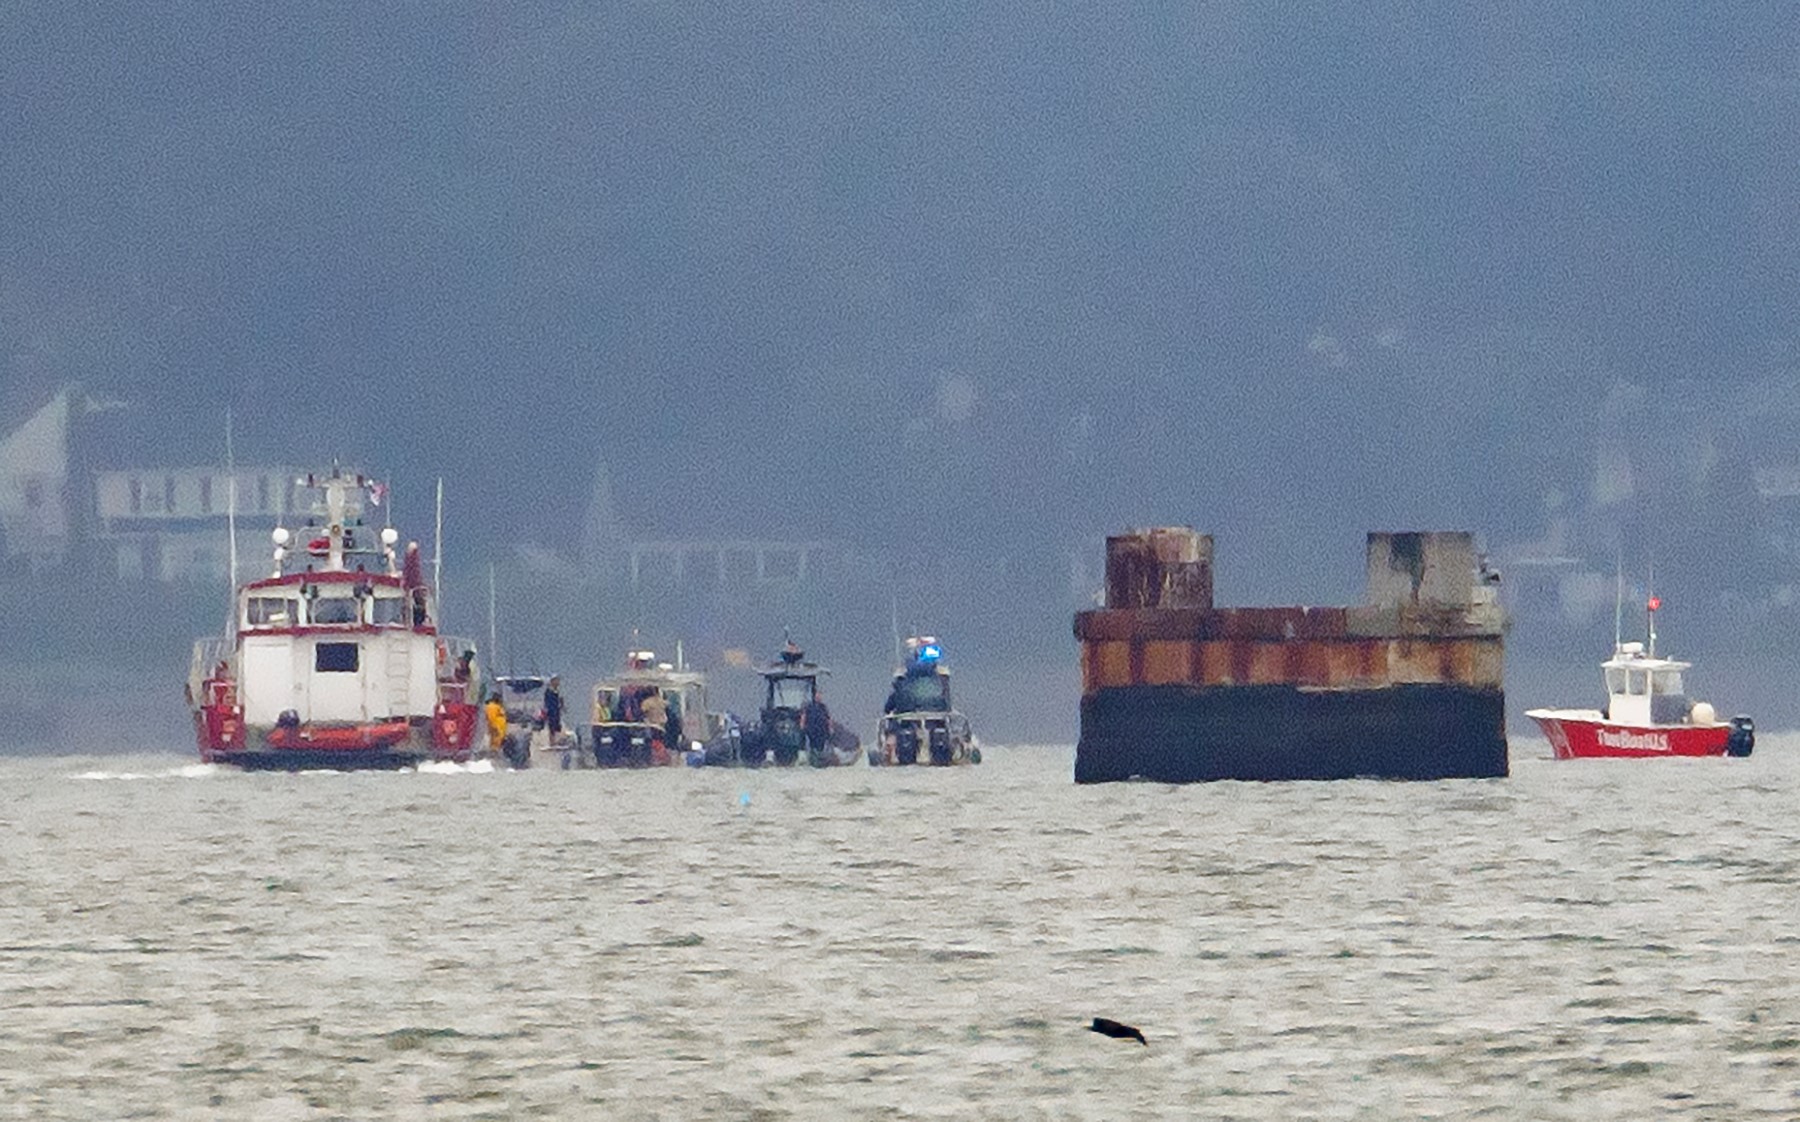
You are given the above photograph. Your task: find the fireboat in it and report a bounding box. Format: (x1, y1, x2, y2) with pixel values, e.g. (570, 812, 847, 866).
(1525, 594, 1753, 760)
(185, 468, 484, 769)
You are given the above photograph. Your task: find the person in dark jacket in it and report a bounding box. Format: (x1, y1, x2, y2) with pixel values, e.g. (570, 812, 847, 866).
(800, 693, 832, 752)
(542, 676, 565, 737)
(402, 541, 428, 626)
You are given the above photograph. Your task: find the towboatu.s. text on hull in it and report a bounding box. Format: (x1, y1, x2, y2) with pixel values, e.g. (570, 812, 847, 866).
(186, 469, 483, 769)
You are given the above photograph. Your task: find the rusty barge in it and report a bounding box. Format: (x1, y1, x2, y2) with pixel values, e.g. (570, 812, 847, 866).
(1074, 529, 1507, 782)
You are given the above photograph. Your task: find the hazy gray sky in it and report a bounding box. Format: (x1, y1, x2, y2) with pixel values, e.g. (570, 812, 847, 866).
(6, 4, 1798, 602)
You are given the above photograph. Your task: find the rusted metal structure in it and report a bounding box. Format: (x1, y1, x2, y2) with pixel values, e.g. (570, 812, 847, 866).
(1075, 529, 1506, 782)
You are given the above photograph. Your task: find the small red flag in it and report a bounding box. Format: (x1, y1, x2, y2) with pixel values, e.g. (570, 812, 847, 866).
(1647, 596, 1662, 612)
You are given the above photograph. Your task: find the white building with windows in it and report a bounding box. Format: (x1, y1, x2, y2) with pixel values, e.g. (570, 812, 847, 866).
(92, 466, 296, 582)
(0, 386, 288, 583)
(0, 388, 74, 572)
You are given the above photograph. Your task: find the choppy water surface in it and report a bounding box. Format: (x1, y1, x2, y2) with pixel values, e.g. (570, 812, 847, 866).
(3, 740, 1798, 1120)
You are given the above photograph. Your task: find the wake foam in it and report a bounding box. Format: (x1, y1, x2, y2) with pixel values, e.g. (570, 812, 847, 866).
(72, 763, 223, 781)
(413, 758, 496, 775)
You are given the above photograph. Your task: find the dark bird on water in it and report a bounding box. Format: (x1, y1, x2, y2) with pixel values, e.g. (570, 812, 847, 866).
(1089, 1017, 1147, 1045)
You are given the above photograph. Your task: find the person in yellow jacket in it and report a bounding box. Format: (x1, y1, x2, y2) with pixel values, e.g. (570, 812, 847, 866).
(484, 693, 508, 756)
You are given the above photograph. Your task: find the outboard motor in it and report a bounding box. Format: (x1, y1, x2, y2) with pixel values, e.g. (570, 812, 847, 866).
(592, 727, 619, 767)
(768, 712, 803, 766)
(1726, 715, 1755, 758)
(928, 723, 952, 766)
(895, 724, 920, 766)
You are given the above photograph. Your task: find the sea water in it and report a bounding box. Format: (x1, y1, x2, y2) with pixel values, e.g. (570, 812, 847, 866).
(2, 740, 1797, 1119)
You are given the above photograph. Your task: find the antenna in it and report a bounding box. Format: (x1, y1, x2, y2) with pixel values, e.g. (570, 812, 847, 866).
(890, 592, 903, 670)
(1646, 555, 1657, 659)
(225, 409, 238, 620)
(1620, 551, 1634, 655)
(433, 477, 444, 621)
(488, 561, 499, 674)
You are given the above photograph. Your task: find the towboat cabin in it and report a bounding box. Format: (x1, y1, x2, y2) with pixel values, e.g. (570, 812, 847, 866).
(1602, 642, 1691, 725)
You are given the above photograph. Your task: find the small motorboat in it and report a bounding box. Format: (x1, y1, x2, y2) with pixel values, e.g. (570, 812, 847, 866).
(1526, 594, 1752, 760)
(870, 636, 980, 766)
(587, 647, 726, 767)
(738, 640, 861, 767)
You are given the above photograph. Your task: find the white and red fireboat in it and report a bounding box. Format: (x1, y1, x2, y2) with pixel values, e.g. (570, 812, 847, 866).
(186, 468, 484, 769)
(1526, 599, 1753, 760)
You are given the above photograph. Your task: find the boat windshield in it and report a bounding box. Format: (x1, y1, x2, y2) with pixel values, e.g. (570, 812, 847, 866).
(311, 597, 360, 625)
(1626, 669, 1648, 695)
(768, 676, 815, 710)
(370, 597, 406, 625)
(246, 596, 299, 627)
(501, 679, 545, 719)
(594, 687, 620, 720)
(1605, 668, 1626, 695)
(1652, 668, 1683, 695)
(890, 672, 950, 711)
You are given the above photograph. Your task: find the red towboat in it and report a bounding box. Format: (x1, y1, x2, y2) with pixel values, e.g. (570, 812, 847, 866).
(1526, 599, 1753, 759)
(185, 468, 483, 769)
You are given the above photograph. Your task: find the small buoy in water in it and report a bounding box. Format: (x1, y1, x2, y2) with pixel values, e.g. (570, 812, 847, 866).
(1089, 1017, 1146, 1045)
(738, 791, 751, 808)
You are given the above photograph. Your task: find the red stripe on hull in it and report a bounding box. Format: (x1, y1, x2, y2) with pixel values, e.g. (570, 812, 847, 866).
(266, 720, 412, 751)
(196, 703, 479, 766)
(1529, 715, 1730, 759)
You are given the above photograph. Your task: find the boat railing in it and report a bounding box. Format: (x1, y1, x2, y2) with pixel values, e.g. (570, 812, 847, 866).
(433, 634, 482, 704)
(882, 709, 971, 735)
(188, 637, 234, 707)
(190, 637, 231, 680)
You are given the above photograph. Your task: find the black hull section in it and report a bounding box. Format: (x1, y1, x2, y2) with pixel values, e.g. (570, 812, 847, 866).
(212, 749, 429, 772)
(1075, 684, 1508, 783)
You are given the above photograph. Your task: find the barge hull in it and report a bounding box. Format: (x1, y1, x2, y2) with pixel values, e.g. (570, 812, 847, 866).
(208, 748, 429, 771)
(1076, 683, 1506, 782)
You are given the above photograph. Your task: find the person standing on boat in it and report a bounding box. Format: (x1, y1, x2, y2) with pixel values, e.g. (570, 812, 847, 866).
(639, 690, 670, 763)
(640, 689, 668, 736)
(484, 692, 508, 757)
(801, 692, 832, 754)
(402, 541, 427, 626)
(542, 676, 565, 739)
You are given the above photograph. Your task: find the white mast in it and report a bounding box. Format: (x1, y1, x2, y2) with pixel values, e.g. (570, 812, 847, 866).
(1620, 554, 1634, 655)
(488, 561, 498, 673)
(226, 409, 238, 612)
(433, 477, 444, 619)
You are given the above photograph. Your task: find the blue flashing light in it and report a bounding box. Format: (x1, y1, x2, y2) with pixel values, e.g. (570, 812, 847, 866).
(918, 643, 942, 663)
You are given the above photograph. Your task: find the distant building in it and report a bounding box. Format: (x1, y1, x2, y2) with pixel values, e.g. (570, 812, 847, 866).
(0, 388, 74, 572)
(0, 385, 289, 583)
(93, 466, 296, 582)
